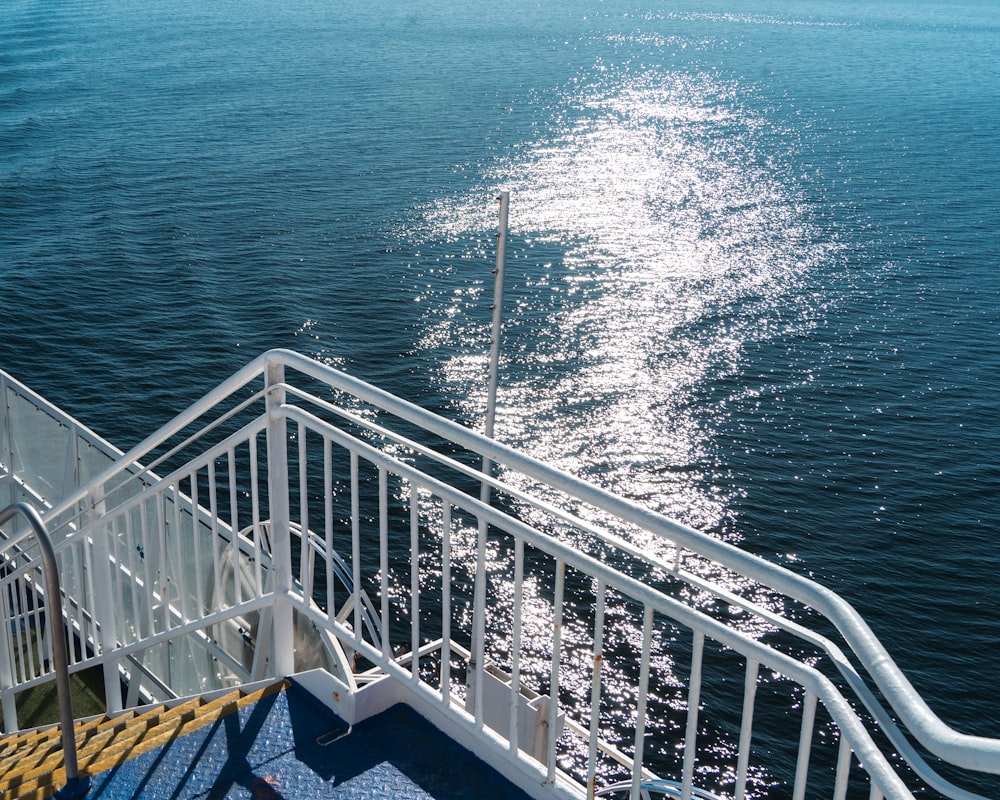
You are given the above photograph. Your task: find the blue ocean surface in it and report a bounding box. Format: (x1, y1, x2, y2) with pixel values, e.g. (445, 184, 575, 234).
(2, 0, 999, 794)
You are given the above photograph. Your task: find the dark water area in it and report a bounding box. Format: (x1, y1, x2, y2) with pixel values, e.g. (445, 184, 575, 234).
(3, 0, 999, 790)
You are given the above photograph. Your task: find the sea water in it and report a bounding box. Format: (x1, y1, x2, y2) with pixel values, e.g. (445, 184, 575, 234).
(2, 0, 999, 791)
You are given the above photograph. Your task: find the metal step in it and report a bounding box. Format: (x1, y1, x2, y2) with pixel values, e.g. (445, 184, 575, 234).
(0, 681, 288, 800)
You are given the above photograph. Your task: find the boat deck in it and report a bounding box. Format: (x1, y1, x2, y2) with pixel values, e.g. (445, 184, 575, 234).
(90, 682, 533, 800)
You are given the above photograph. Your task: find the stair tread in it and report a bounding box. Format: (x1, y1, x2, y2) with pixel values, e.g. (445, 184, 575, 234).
(0, 681, 288, 800)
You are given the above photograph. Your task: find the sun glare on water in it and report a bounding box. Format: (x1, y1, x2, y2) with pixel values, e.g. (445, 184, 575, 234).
(418, 66, 835, 551)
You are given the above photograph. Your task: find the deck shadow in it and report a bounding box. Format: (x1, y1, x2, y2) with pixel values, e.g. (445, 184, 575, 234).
(90, 680, 533, 800)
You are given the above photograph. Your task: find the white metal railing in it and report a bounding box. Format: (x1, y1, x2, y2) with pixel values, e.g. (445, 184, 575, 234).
(1, 351, 998, 800)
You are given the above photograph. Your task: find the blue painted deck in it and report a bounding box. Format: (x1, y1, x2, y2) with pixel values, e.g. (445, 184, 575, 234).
(90, 683, 534, 800)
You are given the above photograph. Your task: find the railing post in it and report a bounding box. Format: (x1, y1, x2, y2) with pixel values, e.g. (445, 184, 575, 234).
(265, 359, 295, 677)
(91, 490, 123, 714)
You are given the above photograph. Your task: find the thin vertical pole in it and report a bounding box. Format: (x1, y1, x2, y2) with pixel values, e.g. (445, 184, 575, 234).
(469, 191, 509, 714)
(480, 190, 510, 503)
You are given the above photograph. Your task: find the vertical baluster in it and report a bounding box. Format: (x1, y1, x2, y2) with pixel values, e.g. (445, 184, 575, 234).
(298, 421, 310, 594)
(833, 732, 852, 800)
(32, 566, 48, 677)
(82, 515, 99, 639)
(170, 481, 187, 623)
(112, 518, 128, 642)
(15, 573, 34, 680)
(140, 500, 155, 636)
(34, 563, 47, 676)
(471, 515, 488, 729)
(192, 471, 205, 618)
(735, 658, 759, 800)
(440, 503, 452, 703)
(7, 569, 21, 684)
(792, 690, 817, 800)
(249, 437, 263, 595)
(124, 509, 140, 644)
(55, 549, 73, 665)
(55, 549, 78, 666)
(351, 450, 366, 642)
(509, 535, 524, 755)
(681, 630, 705, 800)
(73, 540, 88, 645)
(157, 490, 171, 632)
(547, 559, 566, 783)
(208, 461, 222, 615)
(587, 580, 607, 800)
(631, 606, 655, 800)
(410, 482, 420, 682)
(228, 449, 241, 606)
(352, 451, 362, 646)
(378, 463, 389, 658)
(324, 438, 334, 619)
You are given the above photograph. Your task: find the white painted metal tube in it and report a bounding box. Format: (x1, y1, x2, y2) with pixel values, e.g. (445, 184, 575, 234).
(834, 734, 853, 800)
(547, 560, 565, 784)
(632, 607, 655, 800)
(375, 458, 386, 656)
(587, 581, 607, 800)
(510, 535, 525, 755)
(410, 482, 421, 682)
(484, 189, 510, 445)
(441, 503, 453, 702)
(681, 631, 705, 800)
(792, 690, 817, 800)
(735, 658, 759, 800)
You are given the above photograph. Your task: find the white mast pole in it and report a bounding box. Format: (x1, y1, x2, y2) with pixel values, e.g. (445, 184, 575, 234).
(468, 191, 509, 723)
(481, 190, 510, 497)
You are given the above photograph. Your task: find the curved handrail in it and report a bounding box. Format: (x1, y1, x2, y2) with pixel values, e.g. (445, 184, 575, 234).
(0, 502, 90, 799)
(29, 348, 1000, 776)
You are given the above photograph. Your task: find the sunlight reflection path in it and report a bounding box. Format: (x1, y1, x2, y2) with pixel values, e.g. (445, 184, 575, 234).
(419, 68, 836, 549)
